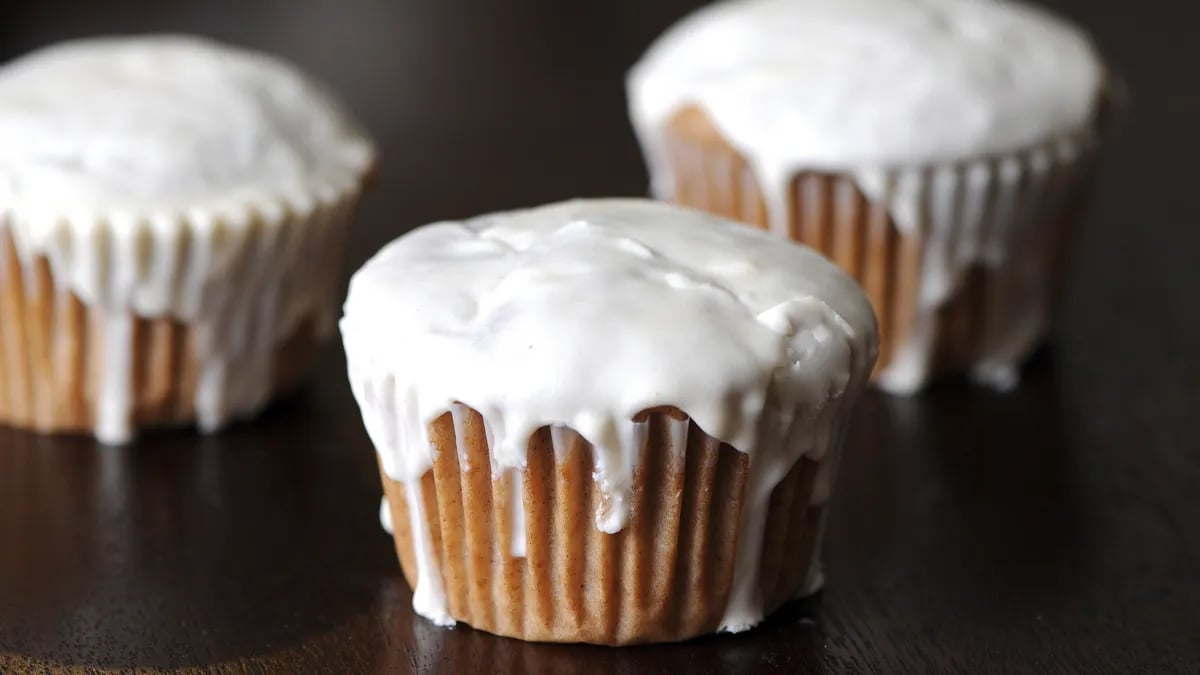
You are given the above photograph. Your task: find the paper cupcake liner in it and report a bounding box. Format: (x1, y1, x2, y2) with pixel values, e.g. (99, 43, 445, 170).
(0, 186, 361, 443)
(378, 402, 843, 645)
(654, 106, 1098, 393)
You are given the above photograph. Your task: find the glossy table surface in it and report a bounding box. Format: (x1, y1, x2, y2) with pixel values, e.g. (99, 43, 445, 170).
(1, 0, 1197, 672)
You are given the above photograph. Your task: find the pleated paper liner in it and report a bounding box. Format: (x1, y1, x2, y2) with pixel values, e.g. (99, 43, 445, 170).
(380, 404, 831, 645)
(0, 192, 358, 438)
(0, 225, 320, 433)
(656, 105, 1093, 389)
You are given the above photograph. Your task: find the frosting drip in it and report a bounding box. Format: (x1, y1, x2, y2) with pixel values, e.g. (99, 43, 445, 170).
(628, 0, 1104, 392)
(342, 198, 877, 631)
(379, 496, 394, 535)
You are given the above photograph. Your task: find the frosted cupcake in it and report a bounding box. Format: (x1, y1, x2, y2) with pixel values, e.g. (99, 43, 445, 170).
(628, 0, 1111, 393)
(0, 35, 375, 443)
(342, 199, 877, 644)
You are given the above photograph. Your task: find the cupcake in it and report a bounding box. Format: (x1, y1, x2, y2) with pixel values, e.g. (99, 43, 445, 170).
(628, 0, 1111, 393)
(0, 35, 375, 443)
(342, 199, 877, 644)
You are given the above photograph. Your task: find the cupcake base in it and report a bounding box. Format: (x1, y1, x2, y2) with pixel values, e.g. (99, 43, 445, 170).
(0, 225, 322, 440)
(378, 404, 829, 645)
(655, 105, 1092, 392)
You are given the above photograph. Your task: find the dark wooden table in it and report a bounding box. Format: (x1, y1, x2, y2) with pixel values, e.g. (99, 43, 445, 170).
(1, 1, 1197, 672)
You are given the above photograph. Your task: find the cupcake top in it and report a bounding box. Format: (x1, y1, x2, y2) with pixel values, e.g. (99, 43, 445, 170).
(628, 0, 1105, 171)
(342, 198, 877, 530)
(0, 35, 374, 231)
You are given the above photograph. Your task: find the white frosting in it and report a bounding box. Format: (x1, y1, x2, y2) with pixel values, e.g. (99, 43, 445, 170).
(0, 35, 372, 218)
(0, 35, 374, 441)
(629, 0, 1102, 174)
(628, 0, 1105, 392)
(342, 198, 877, 632)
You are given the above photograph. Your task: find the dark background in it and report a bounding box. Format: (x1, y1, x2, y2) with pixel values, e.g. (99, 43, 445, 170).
(0, 1, 1197, 673)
